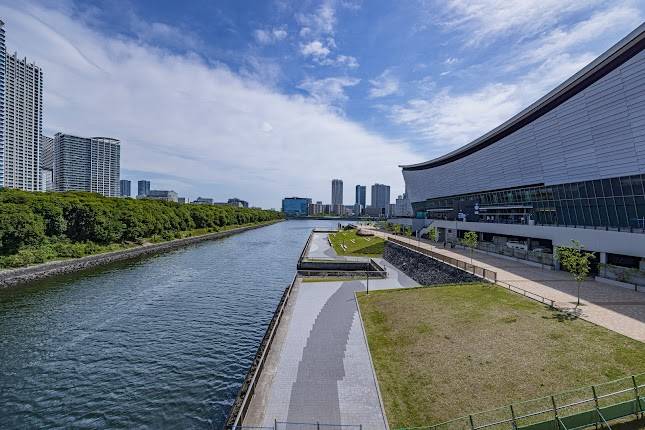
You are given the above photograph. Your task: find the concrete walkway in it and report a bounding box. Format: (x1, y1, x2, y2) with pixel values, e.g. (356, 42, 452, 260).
(244, 258, 417, 428)
(306, 232, 352, 260)
(371, 231, 645, 342)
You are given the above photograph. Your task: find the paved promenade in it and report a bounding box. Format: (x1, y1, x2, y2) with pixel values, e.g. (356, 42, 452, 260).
(244, 257, 416, 428)
(371, 231, 645, 342)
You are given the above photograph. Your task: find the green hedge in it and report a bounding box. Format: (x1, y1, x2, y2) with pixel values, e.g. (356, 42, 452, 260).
(0, 189, 282, 267)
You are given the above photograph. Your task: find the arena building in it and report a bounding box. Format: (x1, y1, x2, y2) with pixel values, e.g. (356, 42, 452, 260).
(401, 24, 645, 277)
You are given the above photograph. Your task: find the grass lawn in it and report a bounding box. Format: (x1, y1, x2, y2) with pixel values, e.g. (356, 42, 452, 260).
(357, 283, 645, 429)
(328, 229, 385, 256)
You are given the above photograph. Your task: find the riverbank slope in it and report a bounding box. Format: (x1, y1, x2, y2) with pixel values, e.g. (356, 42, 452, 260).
(0, 220, 282, 288)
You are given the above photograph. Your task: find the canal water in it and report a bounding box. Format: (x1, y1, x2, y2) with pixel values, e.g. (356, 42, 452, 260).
(0, 219, 343, 429)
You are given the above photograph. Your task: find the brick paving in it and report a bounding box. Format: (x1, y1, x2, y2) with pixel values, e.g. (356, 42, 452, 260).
(372, 231, 645, 342)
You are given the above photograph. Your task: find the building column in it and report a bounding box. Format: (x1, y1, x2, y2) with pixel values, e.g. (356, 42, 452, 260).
(640, 258, 645, 272)
(599, 252, 607, 265)
(554, 258, 560, 271)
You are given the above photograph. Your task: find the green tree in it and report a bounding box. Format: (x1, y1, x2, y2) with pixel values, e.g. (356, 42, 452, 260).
(404, 226, 412, 239)
(555, 240, 594, 307)
(0, 203, 45, 254)
(461, 231, 478, 264)
(428, 227, 438, 242)
(427, 227, 438, 250)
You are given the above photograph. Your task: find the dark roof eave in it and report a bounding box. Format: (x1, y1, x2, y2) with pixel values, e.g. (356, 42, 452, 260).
(401, 23, 645, 171)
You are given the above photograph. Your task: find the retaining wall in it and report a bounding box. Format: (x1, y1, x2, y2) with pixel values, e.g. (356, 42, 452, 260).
(384, 241, 482, 285)
(0, 221, 281, 288)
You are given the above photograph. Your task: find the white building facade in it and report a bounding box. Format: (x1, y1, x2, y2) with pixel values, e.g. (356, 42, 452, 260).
(2, 48, 43, 191)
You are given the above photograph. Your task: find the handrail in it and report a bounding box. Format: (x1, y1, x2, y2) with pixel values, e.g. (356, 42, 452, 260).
(388, 237, 497, 283)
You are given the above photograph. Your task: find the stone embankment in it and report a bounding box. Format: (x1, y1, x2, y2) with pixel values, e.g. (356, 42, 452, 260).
(384, 240, 482, 285)
(0, 221, 282, 288)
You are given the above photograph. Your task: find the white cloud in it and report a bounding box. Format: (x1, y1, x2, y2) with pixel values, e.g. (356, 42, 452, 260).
(392, 1, 643, 155)
(296, 2, 336, 38)
(253, 27, 288, 45)
(300, 40, 331, 58)
(517, 5, 643, 66)
(440, 0, 604, 45)
(297, 76, 360, 106)
(368, 69, 400, 98)
(319, 54, 359, 68)
(1, 2, 420, 206)
(390, 52, 594, 149)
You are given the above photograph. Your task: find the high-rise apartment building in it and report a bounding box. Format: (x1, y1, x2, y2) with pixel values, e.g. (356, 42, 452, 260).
(371, 183, 391, 217)
(40, 135, 53, 191)
(355, 185, 366, 207)
(2, 45, 43, 191)
(331, 179, 343, 206)
(120, 179, 131, 197)
(53, 133, 120, 197)
(138, 180, 150, 197)
(0, 21, 5, 188)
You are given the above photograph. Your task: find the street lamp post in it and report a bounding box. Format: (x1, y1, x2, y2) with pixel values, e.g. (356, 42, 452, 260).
(366, 271, 369, 295)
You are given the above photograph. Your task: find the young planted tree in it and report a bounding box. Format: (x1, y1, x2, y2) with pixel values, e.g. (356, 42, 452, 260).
(404, 226, 412, 241)
(555, 240, 595, 307)
(427, 227, 438, 250)
(461, 231, 478, 264)
(393, 224, 401, 235)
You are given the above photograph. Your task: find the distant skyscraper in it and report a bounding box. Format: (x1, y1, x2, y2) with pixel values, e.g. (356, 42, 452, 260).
(371, 183, 391, 217)
(331, 179, 343, 206)
(2, 47, 43, 191)
(355, 185, 366, 207)
(120, 179, 131, 197)
(138, 180, 151, 197)
(53, 133, 120, 197)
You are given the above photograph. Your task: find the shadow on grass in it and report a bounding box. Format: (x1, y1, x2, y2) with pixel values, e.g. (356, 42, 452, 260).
(542, 307, 582, 322)
(610, 416, 645, 430)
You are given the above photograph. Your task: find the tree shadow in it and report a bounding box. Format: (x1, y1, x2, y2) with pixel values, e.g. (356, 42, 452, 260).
(542, 307, 582, 322)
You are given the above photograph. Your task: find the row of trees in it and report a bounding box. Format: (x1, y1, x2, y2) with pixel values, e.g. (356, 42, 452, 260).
(0, 189, 282, 258)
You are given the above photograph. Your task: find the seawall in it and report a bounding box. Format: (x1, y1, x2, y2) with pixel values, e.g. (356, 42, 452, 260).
(0, 220, 282, 288)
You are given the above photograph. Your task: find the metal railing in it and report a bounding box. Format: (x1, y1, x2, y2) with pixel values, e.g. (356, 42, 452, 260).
(386, 237, 563, 309)
(496, 280, 556, 309)
(397, 373, 645, 430)
(228, 421, 362, 430)
(388, 237, 497, 283)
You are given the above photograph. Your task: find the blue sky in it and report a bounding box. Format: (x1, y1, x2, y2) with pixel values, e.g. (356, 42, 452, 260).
(1, 0, 643, 207)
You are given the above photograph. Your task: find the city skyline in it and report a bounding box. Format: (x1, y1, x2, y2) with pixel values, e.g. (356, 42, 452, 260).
(1, 1, 642, 207)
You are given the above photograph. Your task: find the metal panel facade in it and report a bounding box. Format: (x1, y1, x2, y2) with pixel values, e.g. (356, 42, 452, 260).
(403, 50, 645, 204)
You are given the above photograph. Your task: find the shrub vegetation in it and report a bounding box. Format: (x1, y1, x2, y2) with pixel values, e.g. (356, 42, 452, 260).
(0, 189, 282, 268)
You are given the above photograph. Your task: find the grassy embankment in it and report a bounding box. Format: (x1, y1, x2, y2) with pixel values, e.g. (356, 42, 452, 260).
(0, 221, 278, 270)
(328, 229, 385, 256)
(0, 189, 282, 269)
(357, 283, 645, 429)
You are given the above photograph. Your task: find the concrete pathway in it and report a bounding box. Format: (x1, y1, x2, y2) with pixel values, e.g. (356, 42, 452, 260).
(244, 260, 418, 428)
(306, 232, 352, 260)
(371, 231, 645, 342)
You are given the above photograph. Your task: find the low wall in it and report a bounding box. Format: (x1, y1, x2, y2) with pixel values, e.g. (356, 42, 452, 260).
(0, 221, 281, 288)
(384, 241, 482, 285)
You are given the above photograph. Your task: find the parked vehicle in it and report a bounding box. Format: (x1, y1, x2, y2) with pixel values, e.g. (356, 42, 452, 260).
(506, 241, 528, 251)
